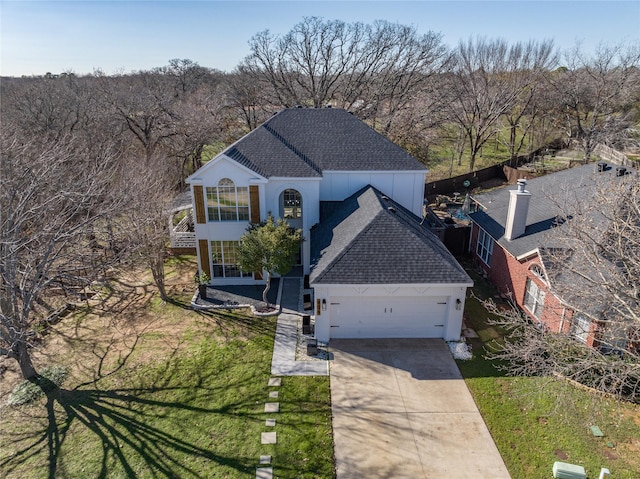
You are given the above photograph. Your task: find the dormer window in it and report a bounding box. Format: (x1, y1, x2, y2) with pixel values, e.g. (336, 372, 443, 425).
(206, 178, 249, 221)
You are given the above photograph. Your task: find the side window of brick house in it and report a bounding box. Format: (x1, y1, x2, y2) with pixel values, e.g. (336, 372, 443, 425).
(476, 228, 494, 266)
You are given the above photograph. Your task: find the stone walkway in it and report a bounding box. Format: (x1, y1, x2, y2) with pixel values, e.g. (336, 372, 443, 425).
(256, 376, 282, 479)
(270, 277, 328, 377)
(257, 277, 329, 478)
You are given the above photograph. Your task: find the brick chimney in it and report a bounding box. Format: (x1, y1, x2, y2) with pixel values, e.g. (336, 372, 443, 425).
(505, 179, 531, 241)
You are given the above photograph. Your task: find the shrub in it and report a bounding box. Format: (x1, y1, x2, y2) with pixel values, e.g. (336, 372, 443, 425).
(7, 365, 69, 406)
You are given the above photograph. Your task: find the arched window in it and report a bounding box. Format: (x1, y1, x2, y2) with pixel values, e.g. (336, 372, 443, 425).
(530, 264, 546, 282)
(281, 189, 302, 219)
(206, 178, 249, 221)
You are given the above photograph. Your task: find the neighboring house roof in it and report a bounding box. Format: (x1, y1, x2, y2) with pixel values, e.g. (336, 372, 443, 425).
(170, 190, 193, 212)
(310, 185, 473, 285)
(222, 108, 426, 178)
(469, 162, 635, 259)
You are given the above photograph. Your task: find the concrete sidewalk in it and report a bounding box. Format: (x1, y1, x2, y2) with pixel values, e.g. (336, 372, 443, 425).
(270, 277, 328, 376)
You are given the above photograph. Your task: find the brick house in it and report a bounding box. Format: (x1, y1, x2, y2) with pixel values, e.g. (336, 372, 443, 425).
(469, 162, 636, 351)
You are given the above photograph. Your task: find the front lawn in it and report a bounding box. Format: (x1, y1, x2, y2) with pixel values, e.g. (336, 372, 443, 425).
(0, 257, 334, 478)
(460, 278, 640, 478)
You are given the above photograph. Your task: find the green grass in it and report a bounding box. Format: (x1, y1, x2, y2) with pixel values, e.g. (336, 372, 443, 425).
(0, 308, 333, 478)
(201, 142, 227, 163)
(459, 266, 640, 478)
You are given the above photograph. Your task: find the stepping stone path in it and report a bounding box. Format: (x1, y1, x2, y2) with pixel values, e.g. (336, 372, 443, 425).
(261, 432, 277, 444)
(257, 377, 281, 479)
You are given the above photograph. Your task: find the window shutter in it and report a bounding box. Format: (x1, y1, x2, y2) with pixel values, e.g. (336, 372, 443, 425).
(249, 185, 260, 224)
(193, 186, 206, 224)
(198, 240, 211, 278)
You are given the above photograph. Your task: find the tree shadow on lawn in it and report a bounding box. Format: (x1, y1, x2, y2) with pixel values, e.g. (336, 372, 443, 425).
(3, 309, 274, 479)
(196, 308, 275, 341)
(2, 377, 261, 479)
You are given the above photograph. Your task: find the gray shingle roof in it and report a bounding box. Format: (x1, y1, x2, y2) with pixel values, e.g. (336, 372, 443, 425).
(469, 162, 636, 258)
(222, 108, 426, 177)
(309, 186, 472, 285)
(225, 126, 321, 178)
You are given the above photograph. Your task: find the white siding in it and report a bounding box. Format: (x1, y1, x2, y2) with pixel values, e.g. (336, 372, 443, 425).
(319, 171, 426, 216)
(313, 284, 467, 342)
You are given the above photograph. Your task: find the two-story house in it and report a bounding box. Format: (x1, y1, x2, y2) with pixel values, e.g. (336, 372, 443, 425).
(187, 107, 472, 343)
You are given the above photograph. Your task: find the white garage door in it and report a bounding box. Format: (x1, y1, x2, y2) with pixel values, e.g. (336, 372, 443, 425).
(329, 296, 449, 339)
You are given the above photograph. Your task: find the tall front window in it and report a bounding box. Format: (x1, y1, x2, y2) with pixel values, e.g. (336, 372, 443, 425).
(282, 189, 302, 219)
(211, 241, 250, 278)
(206, 178, 249, 222)
(524, 278, 545, 320)
(476, 229, 494, 266)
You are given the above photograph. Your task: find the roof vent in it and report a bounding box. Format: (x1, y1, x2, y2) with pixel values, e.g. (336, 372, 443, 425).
(597, 161, 607, 172)
(516, 178, 527, 193)
(616, 166, 627, 177)
(381, 195, 390, 201)
(387, 207, 396, 214)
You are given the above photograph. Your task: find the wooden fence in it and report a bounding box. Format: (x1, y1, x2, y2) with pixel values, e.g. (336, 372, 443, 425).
(594, 143, 638, 169)
(425, 143, 636, 200)
(424, 152, 535, 199)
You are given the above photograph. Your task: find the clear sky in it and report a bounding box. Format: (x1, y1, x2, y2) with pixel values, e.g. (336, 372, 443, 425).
(1, 0, 639, 77)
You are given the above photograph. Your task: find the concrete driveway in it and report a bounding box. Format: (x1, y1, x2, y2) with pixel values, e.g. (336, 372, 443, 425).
(330, 339, 511, 479)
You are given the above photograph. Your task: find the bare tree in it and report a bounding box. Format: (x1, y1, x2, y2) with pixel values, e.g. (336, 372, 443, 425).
(97, 62, 224, 186)
(222, 66, 274, 132)
(0, 73, 115, 152)
(484, 177, 640, 401)
(0, 132, 122, 379)
(444, 38, 557, 171)
(244, 17, 363, 108)
(164, 76, 226, 184)
(549, 41, 640, 161)
(117, 157, 176, 303)
(153, 58, 210, 95)
(498, 41, 558, 161)
(241, 17, 448, 124)
(97, 70, 178, 164)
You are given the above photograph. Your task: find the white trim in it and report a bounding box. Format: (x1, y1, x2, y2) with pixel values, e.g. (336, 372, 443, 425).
(309, 282, 474, 288)
(186, 154, 268, 184)
(516, 248, 540, 261)
(322, 169, 428, 174)
(523, 277, 545, 320)
(529, 263, 549, 285)
(268, 176, 322, 181)
(570, 314, 590, 343)
(476, 228, 494, 266)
